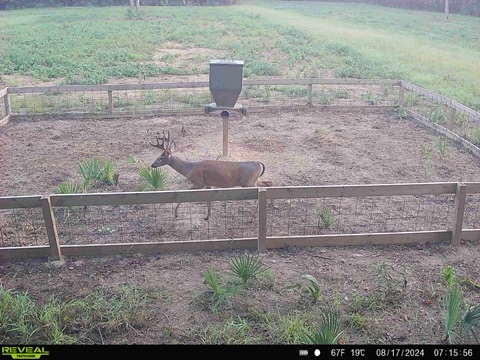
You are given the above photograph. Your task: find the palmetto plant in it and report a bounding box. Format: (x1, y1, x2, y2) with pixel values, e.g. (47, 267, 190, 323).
(229, 253, 264, 285)
(79, 158, 117, 188)
(461, 304, 480, 344)
(137, 167, 167, 191)
(435, 137, 449, 158)
(441, 265, 480, 344)
(79, 158, 103, 188)
(317, 208, 336, 229)
(444, 284, 463, 344)
(54, 181, 83, 194)
(303, 311, 344, 345)
(203, 269, 239, 309)
(54, 181, 84, 223)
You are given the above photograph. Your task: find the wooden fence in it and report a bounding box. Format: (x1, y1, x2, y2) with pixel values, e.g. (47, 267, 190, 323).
(1, 78, 480, 157)
(1, 182, 479, 261)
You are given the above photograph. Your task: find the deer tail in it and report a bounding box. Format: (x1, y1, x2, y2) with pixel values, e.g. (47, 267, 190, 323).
(258, 162, 266, 177)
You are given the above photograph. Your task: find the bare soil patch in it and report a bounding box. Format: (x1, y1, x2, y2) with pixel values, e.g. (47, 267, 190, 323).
(0, 109, 479, 344)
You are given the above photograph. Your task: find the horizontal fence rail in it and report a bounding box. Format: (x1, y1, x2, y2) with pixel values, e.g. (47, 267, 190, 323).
(1, 182, 478, 261)
(2, 78, 480, 160)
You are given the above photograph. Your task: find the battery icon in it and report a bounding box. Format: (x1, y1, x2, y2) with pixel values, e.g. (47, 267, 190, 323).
(299, 350, 308, 356)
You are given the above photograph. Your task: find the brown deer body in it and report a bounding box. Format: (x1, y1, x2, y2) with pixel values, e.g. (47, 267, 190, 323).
(151, 131, 273, 219)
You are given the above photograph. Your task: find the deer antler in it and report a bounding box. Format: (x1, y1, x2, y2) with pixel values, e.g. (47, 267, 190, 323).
(150, 133, 165, 149)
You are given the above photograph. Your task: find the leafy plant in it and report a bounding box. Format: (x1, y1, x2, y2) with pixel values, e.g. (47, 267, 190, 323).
(444, 284, 463, 344)
(469, 128, 480, 146)
(461, 304, 480, 344)
(303, 311, 344, 345)
(302, 274, 322, 303)
(79, 158, 118, 188)
(435, 137, 449, 158)
(317, 208, 336, 229)
(79, 158, 103, 187)
(430, 107, 446, 124)
(229, 253, 264, 285)
(393, 106, 407, 119)
(137, 167, 167, 191)
(442, 265, 457, 287)
(54, 181, 83, 194)
(420, 143, 433, 177)
(204, 269, 239, 309)
(314, 128, 325, 137)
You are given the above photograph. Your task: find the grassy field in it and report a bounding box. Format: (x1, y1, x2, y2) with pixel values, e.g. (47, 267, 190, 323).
(0, 1, 479, 109)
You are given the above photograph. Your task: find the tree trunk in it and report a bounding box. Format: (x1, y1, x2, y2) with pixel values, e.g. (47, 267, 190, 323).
(445, 0, 449, 20)
(129, 0, 140, 10)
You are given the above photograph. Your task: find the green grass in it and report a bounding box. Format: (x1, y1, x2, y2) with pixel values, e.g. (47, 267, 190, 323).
(0, 283, 155, 344)
(0, 2, 479, 110)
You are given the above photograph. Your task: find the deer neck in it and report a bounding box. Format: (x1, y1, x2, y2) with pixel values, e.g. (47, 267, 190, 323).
(167, 155, 196, 178)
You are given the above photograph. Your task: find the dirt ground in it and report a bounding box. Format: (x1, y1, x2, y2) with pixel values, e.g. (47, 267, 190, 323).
(1, 108, 480, 344)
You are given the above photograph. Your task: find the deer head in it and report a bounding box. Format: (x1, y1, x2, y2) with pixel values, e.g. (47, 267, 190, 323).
(150, 130, 176, 168)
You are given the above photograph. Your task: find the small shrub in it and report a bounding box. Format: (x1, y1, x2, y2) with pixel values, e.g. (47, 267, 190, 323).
(393, 106, 407, 119)
(317, 208, 336, 229)
(430, 107, 447, 124)
(137, 167, 167, 191)
(469, 128, 480, 146)
(420, 143, 433, 177)
(435, 137, 449, 158)
(444, 284, 463, 344)
(204, 269, 239, 309)
(229, 253, 264, 285)
(303, 310, 344, 345)
(54, 181, 83, 194)
(79, 158, 118, 189)
(302, 274, 322, 303)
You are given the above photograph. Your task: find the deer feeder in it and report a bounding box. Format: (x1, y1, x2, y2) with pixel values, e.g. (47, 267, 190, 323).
(205, 60, 247, 116)
(205, 60, 247, 157)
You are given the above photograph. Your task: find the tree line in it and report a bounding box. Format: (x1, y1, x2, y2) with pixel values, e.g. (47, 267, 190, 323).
(0, 0, 237, 10)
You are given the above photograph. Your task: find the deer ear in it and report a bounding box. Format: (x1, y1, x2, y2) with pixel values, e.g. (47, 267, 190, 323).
(170, 141, 176, 152)
(165, 149, 171, 156)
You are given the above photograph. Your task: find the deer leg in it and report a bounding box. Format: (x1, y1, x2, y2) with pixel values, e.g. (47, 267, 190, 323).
(205, 185, 212, 221)
(174, 185, 205, 218)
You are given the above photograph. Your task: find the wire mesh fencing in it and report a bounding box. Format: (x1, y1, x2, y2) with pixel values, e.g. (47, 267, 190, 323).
(53, 199, 259, 246)
(0, 208, 48, 247)
(6, 79, 402, 118)
(463, 193, 480, 230)
(402, 84, 480, 149)
(239, 83, 399, 108)
(1, 183, 479, 257)
(267, 193, 456, 237)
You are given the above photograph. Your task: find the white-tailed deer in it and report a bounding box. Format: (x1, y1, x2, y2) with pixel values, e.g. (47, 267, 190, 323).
(150, 130, 273, 220)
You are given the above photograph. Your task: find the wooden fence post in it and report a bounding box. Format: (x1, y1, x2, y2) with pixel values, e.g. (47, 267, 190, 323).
(307, 83, 313, 106)
(258, 188, 267, 253)
(447, 106, 456, 131)
(41, 196, 63, 261)
(108, 90, 113, 114)
(4, 95, 11, 116)
(451, 182, 466, 246)
(398, 82, 404, 107)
